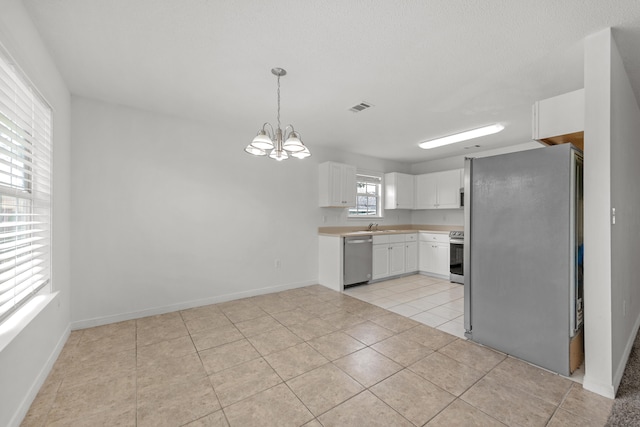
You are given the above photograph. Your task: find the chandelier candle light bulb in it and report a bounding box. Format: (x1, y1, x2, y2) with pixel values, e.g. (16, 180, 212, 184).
(419, 124, 505, 149)
(245, 68, 311, 160)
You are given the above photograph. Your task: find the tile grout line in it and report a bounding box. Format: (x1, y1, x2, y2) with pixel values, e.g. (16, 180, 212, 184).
(543, 382, 578, 426)
(180, 308, 230, 427)
(430, 342, 508, 426)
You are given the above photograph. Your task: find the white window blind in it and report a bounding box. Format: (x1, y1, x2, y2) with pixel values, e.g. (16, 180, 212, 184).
(0, 47, 52, 323)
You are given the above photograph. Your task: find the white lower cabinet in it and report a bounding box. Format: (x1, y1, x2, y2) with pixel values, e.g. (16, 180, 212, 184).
(419, 232, 450, 278)
(405, 241, 418, 272)
(372, 244, 391, 280)
(372, 233, 418, 281)
(388, 242, 406, 276)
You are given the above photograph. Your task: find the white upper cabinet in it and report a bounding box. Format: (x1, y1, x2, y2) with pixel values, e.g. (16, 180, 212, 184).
(415, 169, 463, 209)
(532, 89, 584, 151)
(532, 89, 584, 141)
(384, 172, 415, 209)
(415, 173, 438, 209)
(319, 161, 356, 207)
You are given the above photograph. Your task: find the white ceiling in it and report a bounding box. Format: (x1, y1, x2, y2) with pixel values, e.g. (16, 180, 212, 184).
(23, 0, 640, 163)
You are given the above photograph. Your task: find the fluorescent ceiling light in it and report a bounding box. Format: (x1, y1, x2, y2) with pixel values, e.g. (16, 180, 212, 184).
(419, 124, 505, 149)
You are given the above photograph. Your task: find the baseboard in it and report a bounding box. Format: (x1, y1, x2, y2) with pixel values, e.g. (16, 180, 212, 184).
(70, 279, 317, 330)
(582, 377, 616, 399)
(9, 324, 70, 427)
(582, 310, 640, 400)
(418, 271, 450, 281)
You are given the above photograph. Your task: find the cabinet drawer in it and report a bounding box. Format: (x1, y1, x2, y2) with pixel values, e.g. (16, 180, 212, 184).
(373, 235, 390, 245)
(388, 234, 406, 244)
(404, 233, 418, 242)
(419, 232, 449, 243)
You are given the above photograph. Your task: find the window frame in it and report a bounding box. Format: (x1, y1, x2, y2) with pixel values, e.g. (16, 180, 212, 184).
(348, 170, 384, 219)
(0, 43, 53, 325)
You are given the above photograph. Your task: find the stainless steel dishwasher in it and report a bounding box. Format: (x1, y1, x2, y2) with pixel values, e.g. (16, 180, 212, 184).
(343, 236, 373, 286)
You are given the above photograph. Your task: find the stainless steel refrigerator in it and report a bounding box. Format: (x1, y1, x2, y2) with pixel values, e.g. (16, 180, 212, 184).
(463, 143, 583, 376)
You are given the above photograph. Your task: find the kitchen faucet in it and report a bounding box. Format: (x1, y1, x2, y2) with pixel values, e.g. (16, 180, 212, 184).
(367, 223, 374, 231)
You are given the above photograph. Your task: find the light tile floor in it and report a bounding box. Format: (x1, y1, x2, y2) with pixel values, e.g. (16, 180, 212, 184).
(344, 274, 466, 339)
(22, 277, 612, 427)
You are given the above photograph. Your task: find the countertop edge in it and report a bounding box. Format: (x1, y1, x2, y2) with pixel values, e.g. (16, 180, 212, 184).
(318, 229, 453, 237)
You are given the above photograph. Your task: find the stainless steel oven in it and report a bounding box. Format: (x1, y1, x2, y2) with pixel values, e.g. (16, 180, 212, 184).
(449, 230, 464, 284)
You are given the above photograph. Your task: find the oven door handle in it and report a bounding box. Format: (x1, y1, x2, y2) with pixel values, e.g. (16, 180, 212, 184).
(449, 239, 464, 244)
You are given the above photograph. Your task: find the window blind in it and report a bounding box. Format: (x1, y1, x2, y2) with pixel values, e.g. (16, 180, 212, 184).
(0, 47, 52, 323)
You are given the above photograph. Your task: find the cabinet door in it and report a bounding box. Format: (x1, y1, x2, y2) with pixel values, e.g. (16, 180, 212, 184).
(389, 243, 406, 276)
(319, 162, 357, 207)
(385, 173, 414, 209)
(405, 241, 418, 272)
(419, 241, 435, 273)
(435, 243, 451, 276)
(415, 173, 438, 209)
(372, 244, 390, 280)
(342, 164, 357, 206)
(436, 169, 462, 209)
(328, 162, 344, 206)
(384, 173, 399, 210)
(396, 173, 415, 209)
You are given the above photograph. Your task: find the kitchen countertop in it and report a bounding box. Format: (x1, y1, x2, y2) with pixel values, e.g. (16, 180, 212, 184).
(318, 224, 461, 237)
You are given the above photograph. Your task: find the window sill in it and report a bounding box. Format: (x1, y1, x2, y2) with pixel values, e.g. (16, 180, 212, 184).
(0, 292, 58, 354)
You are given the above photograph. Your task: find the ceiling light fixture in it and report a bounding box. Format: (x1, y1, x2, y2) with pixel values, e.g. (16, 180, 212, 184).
(245, 68, 310, 161)
(419, 124, 505, 150)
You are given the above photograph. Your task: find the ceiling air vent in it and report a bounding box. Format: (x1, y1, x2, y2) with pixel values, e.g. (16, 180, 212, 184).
(349, 102, 373, 113)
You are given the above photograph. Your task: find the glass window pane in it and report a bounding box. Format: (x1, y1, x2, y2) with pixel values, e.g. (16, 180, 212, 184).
(349, 175, 382, 217)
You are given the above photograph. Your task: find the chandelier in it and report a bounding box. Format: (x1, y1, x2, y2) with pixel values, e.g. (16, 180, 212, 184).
(245, 68, 311, 160)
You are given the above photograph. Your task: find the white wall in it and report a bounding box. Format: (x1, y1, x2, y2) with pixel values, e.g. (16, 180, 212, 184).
(0, 1, 71, 426)
(609, 31, 640, 392)
(582, 28, 640, 399)
(70, 97, 412, 327)
(582, 28, 614, 398)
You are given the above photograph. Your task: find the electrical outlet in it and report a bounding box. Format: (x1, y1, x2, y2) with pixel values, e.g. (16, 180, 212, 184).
(275, 259, 281, 269)
(612, 207, 616, 225)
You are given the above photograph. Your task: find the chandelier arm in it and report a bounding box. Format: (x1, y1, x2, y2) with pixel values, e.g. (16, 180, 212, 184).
(262, 122, 275, 138)
(282, 125, 295, 140)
